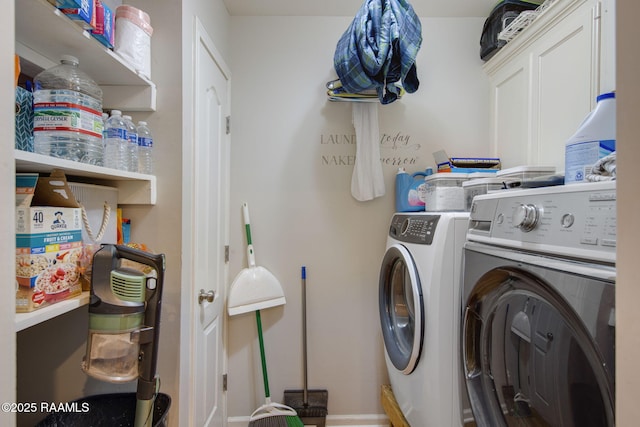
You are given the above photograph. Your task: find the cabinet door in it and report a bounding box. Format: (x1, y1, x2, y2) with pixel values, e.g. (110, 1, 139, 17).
(489, 54, 532, 168)
(532, 0, 599, 171)
(486, 0, 602, 171)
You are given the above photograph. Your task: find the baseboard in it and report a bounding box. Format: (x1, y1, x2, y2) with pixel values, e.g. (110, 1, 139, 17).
(228, 413, 389, 427)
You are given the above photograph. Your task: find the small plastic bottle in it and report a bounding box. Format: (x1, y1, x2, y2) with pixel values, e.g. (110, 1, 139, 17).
(101, 112, 108, 156)
(136, 121, 154, 174)
(101, 112, 109, 142)
(104, 110, 129, 171)
(122, 115, 138, 172)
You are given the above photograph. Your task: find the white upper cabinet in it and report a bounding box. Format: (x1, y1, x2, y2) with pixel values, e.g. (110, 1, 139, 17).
(484, 0, 613, 171)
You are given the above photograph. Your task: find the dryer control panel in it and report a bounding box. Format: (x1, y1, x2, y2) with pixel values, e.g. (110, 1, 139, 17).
(389, 214, 440, 244)
(467, 181, 616, 263)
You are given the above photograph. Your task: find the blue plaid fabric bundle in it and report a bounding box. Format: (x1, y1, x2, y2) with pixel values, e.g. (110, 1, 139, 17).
(334, 0, 422, 105)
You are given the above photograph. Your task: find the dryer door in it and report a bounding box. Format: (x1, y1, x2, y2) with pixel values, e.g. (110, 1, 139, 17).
(461, 247, 615, 427)
(379, 243, 424, 375)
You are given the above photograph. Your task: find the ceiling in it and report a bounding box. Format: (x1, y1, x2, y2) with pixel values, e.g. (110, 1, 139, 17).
(223, 0, 499, 17)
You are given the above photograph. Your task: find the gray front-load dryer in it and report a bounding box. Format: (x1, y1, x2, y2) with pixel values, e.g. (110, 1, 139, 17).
(461, 181, 616, 427)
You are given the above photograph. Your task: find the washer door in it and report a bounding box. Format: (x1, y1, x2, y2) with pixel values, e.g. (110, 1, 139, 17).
(462, 250, 615, 427)
(379, 244, 424, 375)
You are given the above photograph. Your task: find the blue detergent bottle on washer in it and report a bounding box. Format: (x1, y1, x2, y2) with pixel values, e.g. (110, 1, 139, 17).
(395, 167, 433, 212)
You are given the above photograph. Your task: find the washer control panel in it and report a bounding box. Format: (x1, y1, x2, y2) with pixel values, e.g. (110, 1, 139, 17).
(467, 181, 616, 262)
(389, 214, 440, 244)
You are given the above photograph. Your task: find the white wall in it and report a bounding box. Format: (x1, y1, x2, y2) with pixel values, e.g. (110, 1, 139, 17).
(227, 15, 488, 419)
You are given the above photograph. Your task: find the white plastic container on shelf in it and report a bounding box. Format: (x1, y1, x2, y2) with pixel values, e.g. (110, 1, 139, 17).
(496, 165, 556, 187)
(122, 115, 138, 172)
(565, 91, 616, 184)
(424, 173, 470, 211)
(114, 5, 153, 79)
(104, 110, 129, 171)
(462, 177, 507, 211)
(33, 55, 104, 166)
(136, 121, 154, 174)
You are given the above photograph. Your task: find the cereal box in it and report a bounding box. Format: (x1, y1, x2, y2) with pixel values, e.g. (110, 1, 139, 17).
(16, 171, 83, 312)
(60, 0, 96, 31)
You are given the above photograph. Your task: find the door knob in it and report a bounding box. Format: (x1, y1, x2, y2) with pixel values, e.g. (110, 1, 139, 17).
(198, 289, 216, 304)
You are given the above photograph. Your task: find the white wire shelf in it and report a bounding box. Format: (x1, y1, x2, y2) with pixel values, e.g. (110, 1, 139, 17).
(498, 0, 558, 43)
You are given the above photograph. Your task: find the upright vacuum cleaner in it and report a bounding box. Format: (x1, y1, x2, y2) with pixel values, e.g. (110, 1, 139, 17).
(81, 244, 166, 427)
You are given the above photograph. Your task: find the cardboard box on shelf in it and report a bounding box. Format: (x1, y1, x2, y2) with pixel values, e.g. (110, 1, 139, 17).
(60, 0, 96, 31)
(15, 170, 83, 313)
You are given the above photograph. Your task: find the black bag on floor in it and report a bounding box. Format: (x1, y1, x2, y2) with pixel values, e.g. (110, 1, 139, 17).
(480, 0, 543, 61)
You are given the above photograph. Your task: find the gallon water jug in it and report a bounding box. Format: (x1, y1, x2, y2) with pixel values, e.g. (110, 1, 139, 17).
(395, 168, 433, 212)
(565, 91, 616, 184)
(33, 55, 104, 165)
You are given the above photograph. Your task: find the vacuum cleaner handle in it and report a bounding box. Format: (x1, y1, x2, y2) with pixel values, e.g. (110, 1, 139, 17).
(114, 244, 166, 277)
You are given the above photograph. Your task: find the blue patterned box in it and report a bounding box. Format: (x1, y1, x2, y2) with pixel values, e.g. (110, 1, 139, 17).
(15, 87, 33, 152)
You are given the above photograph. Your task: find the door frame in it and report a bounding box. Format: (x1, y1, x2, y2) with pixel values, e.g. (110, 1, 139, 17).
(179, 16, 231, 426)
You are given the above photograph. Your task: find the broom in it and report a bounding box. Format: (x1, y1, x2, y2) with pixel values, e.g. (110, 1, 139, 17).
(249, 310, 304, 427)
(228, 202, 302, 426)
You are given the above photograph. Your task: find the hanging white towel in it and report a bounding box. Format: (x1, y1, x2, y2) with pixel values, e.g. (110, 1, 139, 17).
(351, 103, 385, 201)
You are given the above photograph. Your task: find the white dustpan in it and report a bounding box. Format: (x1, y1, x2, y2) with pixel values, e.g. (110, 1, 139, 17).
(227, 203, 286, 316)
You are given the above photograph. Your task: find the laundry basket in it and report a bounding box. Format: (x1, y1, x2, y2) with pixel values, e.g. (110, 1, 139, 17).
(35, 393, 171, 427)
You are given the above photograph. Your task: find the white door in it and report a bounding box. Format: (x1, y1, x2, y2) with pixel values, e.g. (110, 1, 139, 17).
(181, 18, 231, 427)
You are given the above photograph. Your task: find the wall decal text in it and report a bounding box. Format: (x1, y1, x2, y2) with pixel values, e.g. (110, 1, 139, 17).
(320, 131, 422, 167)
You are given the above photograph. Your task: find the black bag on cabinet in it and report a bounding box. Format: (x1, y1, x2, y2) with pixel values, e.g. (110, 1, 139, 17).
(480, 0, 543, 61)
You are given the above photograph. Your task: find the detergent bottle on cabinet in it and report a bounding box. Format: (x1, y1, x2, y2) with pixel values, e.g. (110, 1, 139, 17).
(395, 167, 433, 212)
(565, 91, 616, 184)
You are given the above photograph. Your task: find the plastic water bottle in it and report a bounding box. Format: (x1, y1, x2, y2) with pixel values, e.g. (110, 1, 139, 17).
(136, 121, 154, 174)
(104, 110, 129, 170)
(33, 55, 104, 165)
(122, 115, 138, 172)
(101, 112, 109, 140)
(100, 112, 108, 162)
(565, 92, 616, 184)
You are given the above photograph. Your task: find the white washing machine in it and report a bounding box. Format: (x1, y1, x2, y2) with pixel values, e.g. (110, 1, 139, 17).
(379, 212, 469, 427)
(461, 181, 616, 427)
